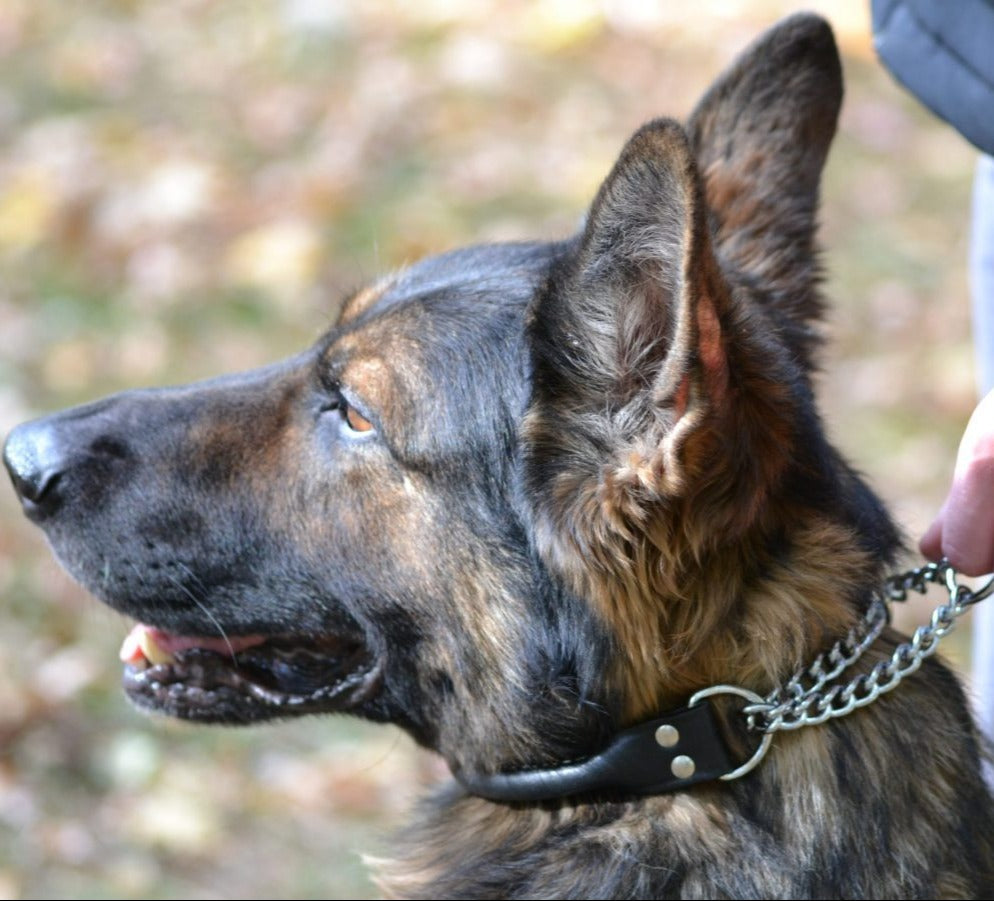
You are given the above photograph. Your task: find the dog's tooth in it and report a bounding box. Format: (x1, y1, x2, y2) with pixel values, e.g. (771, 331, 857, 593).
(119, 627, 144, 664)
(138, 628, 176, 666)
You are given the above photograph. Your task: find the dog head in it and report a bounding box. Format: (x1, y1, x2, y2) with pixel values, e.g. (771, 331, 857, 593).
(3, 14, 898, 781)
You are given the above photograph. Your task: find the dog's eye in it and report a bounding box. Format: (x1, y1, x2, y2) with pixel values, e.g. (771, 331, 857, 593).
(319, 381, 376, 437)
(343, 403, 374, 434)
(329, 394, 375, 436)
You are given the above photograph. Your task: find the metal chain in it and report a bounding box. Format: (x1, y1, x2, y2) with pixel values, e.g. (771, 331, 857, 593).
(743, 560, 993, 735)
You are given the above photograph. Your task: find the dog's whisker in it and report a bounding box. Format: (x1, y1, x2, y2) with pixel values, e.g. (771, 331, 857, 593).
(172, 560, 211, 597)
(126, 559, 149, 588)
(128, 561, 232, 659)
(164, 565, 238, 662)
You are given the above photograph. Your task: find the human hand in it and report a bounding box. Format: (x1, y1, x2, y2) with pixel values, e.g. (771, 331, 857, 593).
(921, 388, 994, 576)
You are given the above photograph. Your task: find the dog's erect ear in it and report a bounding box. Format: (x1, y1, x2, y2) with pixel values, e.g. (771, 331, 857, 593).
(572, 119, 726, 422)
(528, 108, 804, 561)
(528, 118, 740, 524)
(555, 116, 725, 413)
(688, 13, 842, 362)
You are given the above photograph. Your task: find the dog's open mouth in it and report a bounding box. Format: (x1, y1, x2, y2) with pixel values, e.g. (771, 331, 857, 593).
(118, 624, 381, 723)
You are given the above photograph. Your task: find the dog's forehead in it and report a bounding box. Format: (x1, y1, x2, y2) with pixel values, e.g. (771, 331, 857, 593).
(328, 241, 560, 382)
(341, 241, 559, 325)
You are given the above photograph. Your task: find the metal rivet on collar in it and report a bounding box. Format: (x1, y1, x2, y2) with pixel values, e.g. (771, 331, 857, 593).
(671, 755, 696, 779)
(655, 724, 679, 748)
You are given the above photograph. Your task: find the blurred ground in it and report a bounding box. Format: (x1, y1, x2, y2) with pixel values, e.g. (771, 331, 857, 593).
(0, 1, 984, 898)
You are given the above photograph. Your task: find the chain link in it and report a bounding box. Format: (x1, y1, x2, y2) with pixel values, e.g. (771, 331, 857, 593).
(742, 560, 986, 735)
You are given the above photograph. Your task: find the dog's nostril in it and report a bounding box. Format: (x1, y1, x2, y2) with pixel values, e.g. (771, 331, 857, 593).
(12, 467, 62, 505)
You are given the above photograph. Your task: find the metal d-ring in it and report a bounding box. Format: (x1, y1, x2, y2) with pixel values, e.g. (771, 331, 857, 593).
(689, 684, 774, 781)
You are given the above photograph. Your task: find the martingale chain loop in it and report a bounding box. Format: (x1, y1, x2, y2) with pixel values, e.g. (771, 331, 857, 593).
(742, 560, 991, 736)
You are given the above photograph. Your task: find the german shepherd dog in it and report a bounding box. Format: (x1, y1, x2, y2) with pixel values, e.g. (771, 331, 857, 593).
(5, 14, 994, 898)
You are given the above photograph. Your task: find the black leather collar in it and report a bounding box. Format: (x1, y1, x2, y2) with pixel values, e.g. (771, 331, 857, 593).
(455, 698, 740, 803)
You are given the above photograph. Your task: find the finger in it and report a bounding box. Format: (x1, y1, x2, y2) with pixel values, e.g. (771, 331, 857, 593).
(938, 457, 994, 576)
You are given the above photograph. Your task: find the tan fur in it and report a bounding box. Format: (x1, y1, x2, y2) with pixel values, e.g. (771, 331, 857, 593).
(339, 273, 399, 324)
(537, 467, 871, 721)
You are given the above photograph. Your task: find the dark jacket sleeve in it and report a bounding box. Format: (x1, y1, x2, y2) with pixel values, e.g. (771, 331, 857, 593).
(872, 0, 994, 155)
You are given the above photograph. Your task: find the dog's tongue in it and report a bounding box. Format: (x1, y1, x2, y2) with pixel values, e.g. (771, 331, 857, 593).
(120, 623, 266, 666)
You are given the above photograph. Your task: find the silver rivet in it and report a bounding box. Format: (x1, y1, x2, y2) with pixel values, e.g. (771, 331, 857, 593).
(655, 724, 679, 748)
(671, 755, 696, 779)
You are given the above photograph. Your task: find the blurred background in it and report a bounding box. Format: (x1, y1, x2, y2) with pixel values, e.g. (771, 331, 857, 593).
(0, 1, 982, 897)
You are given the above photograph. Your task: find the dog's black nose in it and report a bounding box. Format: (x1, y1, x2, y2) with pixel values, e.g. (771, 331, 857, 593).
(3, 420, 67, 519)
